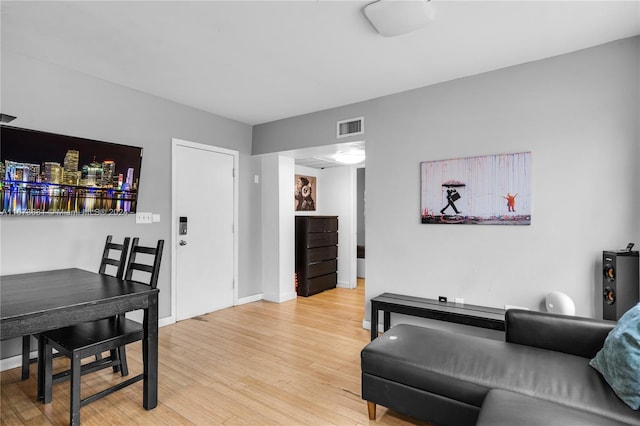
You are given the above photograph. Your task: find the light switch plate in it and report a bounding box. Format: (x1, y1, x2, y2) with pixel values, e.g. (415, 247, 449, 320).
(136, 212, 153, 224)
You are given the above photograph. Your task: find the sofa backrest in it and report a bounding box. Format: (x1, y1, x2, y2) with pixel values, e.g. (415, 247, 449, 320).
(505, 309, 615, 358)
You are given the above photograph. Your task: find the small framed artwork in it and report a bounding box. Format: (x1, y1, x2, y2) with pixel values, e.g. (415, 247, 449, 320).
(421, 152, 531, 225)
(295, 174, 317, 211)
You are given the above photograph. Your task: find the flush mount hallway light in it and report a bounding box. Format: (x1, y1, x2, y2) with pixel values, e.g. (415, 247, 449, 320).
(363, 0, 435, 37)
(335, 151, 366, 165)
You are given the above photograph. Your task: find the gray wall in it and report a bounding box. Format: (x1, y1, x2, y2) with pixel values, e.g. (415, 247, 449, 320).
(253, 36, 640, 321)
(357, 167, 365, 247)
(0, 51, 258, 357)
(2, 34, 639, 363)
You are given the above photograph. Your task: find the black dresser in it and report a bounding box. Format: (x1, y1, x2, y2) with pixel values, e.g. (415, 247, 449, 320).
(295, 216, 338, 297)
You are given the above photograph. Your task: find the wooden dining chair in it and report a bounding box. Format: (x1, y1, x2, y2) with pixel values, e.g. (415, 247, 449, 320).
(98, 235, 131, 278)
(21, 235, 130, 380)
(98, 235, 132, 373)
(40, 238, 164, 425)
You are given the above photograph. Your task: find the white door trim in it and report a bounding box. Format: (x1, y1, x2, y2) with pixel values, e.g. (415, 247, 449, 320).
(170, 138, 239, 324)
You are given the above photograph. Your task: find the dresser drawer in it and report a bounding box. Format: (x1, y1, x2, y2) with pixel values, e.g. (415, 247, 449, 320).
(308, 217, 338, 233)
(308, 259, 337, 278)
(308, 246, 338, 263)
(307, 232, 338, 248)
(306, 273, 337, 295)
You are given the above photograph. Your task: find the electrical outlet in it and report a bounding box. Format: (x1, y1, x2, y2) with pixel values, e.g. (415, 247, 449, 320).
(136, 212, 153, 224)
(454, 298, 464, 304)
(152, 214, 161, 223)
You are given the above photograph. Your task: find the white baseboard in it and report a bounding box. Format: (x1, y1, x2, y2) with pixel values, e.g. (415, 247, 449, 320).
(279, 291, 297, 302)
(263, 291, 297, 303)
(0, 352, 30, 372)
(357, 258, 366, 278)
(237, 293, 263, 305)
(362, 319, 385, 333)
(159, 316, 174, 328)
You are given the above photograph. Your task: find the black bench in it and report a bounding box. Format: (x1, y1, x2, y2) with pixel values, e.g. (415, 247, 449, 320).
(369, 293, 505, 340)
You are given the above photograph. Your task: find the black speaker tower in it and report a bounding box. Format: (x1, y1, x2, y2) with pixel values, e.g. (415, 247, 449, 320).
(602, 244, 639, 321)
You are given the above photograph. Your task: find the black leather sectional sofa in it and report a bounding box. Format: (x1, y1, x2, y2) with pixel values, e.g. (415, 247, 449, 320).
(361, 309, 640, 425)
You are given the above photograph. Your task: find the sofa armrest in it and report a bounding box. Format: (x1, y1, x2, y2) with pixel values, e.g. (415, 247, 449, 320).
(505, 309, 615, 358)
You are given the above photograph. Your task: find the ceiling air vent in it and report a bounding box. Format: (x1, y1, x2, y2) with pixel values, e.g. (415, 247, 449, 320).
(337, 117, 364, 138)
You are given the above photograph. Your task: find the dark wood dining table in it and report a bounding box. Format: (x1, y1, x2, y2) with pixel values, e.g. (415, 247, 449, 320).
(0, 268, 159, 411)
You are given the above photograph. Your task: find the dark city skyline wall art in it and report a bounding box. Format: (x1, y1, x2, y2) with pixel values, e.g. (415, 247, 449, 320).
(1, 126, 143, 216)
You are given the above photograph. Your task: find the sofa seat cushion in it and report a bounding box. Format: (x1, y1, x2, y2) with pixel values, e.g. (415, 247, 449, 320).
(477, 389, 635, 426)
(361, 324, 640, 425)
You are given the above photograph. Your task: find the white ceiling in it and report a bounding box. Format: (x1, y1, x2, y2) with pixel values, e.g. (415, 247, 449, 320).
(2, 0, 638, 129)
(2, 1, 639, 169)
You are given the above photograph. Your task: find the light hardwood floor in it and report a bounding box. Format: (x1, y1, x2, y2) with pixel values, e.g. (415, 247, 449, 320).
(1, 280, 430, 425)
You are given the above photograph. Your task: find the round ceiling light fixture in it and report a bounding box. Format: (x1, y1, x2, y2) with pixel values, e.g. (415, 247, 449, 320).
(364, 0, 435, 37)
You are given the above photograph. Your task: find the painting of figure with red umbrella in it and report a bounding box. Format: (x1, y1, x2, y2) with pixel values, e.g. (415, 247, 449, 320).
(421, 152, 531, 225)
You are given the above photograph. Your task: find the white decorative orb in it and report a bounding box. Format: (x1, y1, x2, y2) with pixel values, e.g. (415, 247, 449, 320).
(545, 291, 576, 315)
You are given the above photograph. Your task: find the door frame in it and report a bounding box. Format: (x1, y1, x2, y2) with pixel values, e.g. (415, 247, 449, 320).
(170, 138, 239, 324)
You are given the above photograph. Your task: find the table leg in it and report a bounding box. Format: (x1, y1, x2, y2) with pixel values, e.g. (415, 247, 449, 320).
(22, 335, 30, 380)
(384, 312, 391, 332)
(370, 301, 379, 341)
(43, 340, 53, 404)
(143, 293, 159, 410)
(37, 335, 45, 400)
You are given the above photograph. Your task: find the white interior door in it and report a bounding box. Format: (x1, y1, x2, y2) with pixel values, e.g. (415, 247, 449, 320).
(174, 140, 235, 321)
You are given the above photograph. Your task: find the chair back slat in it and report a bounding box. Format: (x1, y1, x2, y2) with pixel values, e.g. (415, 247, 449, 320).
(98, 235, 131, 279)
(135, 246, 158, 255)
(106, 242, 127, 250)
(129, 262, 154, 274)
(124, 238, 164, 289)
